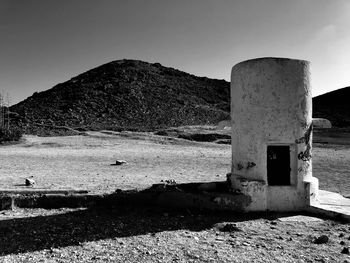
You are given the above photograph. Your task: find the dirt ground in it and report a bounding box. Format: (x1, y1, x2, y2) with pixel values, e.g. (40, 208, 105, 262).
(0, 129, 350, 262)
(0, 129, 349, 196)
(0, 131, 231, 194)
(313, 144, 350, 197)
(0, 206, 349, 263)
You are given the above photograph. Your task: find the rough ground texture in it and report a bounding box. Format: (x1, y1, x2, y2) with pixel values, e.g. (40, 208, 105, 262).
(0, 207, 349, 262)
(0, 128, 350, 197)
(0, 131, 231, 193)
(0, 128, 350, 262)
(10, 60, 230, 135)
(313, 144, 350, 197)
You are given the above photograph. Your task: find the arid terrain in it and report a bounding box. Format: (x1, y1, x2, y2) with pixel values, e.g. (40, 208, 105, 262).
(0, 130, 231, 194)
(0, 127, 349, 196)
(0, 206, 350, 263)
(0, 127, 350, 262)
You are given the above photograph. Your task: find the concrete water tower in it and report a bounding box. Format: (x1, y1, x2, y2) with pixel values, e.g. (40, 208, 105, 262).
(230, 57, 319, 211)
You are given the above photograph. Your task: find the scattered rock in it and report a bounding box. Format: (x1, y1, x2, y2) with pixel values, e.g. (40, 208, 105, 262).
(341, 247, 350, 254)
(112, 160, 127, 165)
(49, 248, 60, 254)
(25, 178, 35, 187)
(313, 235, 329, 244)
(217, 223, 241, 233)
(164, 179, 177, 185)
(314, 257, 327, 263)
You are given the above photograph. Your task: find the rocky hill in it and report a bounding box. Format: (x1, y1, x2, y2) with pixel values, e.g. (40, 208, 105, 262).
(8, 59, 350, 136)
(313, 86, 350, 127)
(10, 60, 230, 135)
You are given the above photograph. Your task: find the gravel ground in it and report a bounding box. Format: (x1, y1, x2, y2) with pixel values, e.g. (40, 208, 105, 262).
(313, 144, 350, 197)
(0, 131, 349, 196)
(0, 130, 350, 262)
(0, 132, 231, 194)
(0, 207, 349, 262)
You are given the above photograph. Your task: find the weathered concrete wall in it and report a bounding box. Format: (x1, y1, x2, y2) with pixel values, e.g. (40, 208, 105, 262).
(230, 57, 319, 211)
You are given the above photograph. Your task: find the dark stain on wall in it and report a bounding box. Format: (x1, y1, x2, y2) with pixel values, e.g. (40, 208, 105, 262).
(297, 123, 313, 161)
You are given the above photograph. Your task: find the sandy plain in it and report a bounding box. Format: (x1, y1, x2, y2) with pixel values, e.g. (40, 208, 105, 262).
(0, 128, 350, 262)
(0, 131, 231, 194)
(0, 129, 349, 196)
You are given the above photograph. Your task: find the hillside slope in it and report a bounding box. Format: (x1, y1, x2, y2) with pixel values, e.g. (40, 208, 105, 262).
(11, 60, 230, 135)
(9, 60, 349, 136)
(313, 86, 350, 127)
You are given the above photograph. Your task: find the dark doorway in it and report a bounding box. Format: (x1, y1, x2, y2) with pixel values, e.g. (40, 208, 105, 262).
(267, 145, 291, 186)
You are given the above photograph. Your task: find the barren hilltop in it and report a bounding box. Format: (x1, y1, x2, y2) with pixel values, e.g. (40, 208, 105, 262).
(8, 59, 350, 135)
(10, 60, 230, 135)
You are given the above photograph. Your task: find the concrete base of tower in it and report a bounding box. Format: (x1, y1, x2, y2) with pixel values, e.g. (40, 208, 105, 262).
(229, 175, 319, 212)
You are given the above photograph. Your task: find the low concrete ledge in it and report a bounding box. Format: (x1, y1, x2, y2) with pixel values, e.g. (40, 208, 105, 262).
(0, 182, 249, 212)
(13, 194, 103, 209)
(305, 190, 350, 222)
(0, 189, 89, 195)
(306, 205, 350, 222)
(1, 187, 348, 222)
(0, 193, 102, 210)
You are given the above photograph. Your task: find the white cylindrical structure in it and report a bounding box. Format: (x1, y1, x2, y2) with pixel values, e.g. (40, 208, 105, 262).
(230, 57, 318, 211)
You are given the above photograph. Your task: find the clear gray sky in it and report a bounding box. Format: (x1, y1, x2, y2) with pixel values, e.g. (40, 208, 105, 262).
(1, 0, 349, 104)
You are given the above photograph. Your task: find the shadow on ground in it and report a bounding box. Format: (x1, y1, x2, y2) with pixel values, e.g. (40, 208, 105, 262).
(0, 204, 299, 256)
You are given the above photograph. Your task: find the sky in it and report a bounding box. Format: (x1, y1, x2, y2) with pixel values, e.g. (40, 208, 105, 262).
(1, 0, 350, 105)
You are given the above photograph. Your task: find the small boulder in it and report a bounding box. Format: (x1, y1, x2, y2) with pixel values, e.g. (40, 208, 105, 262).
(25, 178, 35, 187)
(164, 179, 177, 185)
(341, 247, 350, 254)
(217, 223, 241, 233)
(313, 235, 329, 244)
(112, 160, 127, 166)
